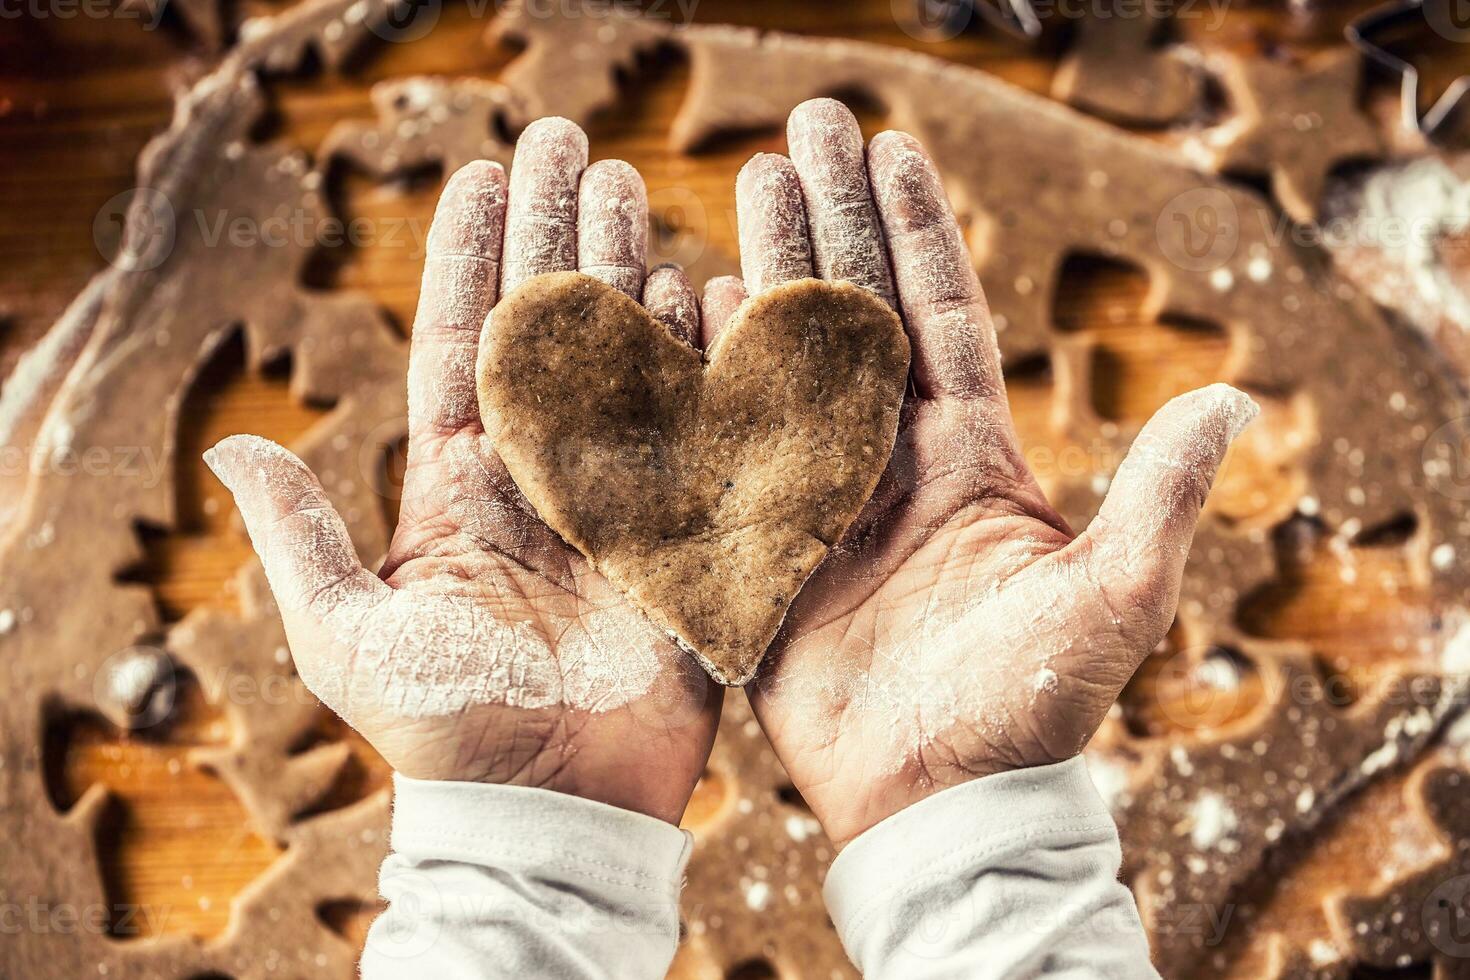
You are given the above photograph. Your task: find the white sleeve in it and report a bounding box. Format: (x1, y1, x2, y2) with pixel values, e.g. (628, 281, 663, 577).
(822, 756, 1159, 980)
(360, 775, 692, 980)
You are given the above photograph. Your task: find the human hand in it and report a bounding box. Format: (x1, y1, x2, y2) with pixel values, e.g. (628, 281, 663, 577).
(735, 100, 1258, 849)
(205, 119, 724, 824)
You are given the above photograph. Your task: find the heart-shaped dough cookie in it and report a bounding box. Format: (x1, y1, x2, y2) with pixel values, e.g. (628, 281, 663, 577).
(477, 271, 910, 685)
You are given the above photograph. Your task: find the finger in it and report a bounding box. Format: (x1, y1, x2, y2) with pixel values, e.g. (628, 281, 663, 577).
(406, 161, 507, 438)
(577, 158, 648, 301)
(1074, 384, 1259, 627)
(501, 116, 589, 296)
(867, 130, 1001, 402)
(204, 435, 391, 705)
(785, 98, 897, 307)
(699, 275, 748, 349)
(735, 153, 813, 295)
(643, 264, 700, 346)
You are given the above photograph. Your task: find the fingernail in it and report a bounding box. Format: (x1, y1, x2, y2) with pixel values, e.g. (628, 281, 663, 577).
(202, 441, 230, 487)
(1202, 383, 1260, 443)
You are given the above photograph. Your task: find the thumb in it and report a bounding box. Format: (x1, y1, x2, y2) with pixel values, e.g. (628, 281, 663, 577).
(204, 435, 390, 702)
(1078, 383, 1259, 622)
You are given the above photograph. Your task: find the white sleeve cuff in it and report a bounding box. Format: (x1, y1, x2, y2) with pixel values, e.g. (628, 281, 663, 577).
(390, 774, 693, 903)
(823, 757, 1157, 979)
(360, 776, 693, 980)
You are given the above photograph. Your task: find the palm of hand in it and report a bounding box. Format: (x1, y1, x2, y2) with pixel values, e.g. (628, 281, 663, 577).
(208, 119, 726, 824)
(211, 100, 1254, 837)
(736, 101, 1255, 848)
(375, 427, 715, 820)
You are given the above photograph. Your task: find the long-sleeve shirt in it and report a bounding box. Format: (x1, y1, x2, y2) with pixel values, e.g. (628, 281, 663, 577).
(360, 756, 1159, 979)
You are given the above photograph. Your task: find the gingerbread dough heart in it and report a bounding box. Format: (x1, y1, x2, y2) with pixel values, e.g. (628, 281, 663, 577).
(477, 271, 910, 685)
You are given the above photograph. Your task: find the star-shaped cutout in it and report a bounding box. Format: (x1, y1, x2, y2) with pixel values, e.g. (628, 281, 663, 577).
(1210, 50, 1383, 225)
(899, 0, 1042, 39)
(1349, 0, 1470, 144)
(1052, 1, 1202, 126)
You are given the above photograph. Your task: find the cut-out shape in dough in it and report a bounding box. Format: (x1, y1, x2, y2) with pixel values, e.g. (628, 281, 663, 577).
(478, 272, 910, 685)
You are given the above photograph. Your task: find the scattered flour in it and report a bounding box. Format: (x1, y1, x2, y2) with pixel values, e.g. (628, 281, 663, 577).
(1325, 158, 1470, 339)
(1441, 611, 1470, 674)
(1246, 253, 1273, 283)
(1084, 753, 1130, 815)
(1307, 939, 1340, 966)
(1187, 791, 1238, 850)
(107, 649, 167, 711)
(785, 814, 821, 842)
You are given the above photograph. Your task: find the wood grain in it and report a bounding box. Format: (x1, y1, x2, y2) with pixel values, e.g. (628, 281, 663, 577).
(0, 0, 1455, 961)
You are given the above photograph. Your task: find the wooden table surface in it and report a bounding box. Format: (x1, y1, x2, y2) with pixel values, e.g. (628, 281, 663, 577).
(1, 0, 1463, 964)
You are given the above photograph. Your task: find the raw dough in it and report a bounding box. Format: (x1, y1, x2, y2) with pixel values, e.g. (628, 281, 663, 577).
(477, 272, 909, 685)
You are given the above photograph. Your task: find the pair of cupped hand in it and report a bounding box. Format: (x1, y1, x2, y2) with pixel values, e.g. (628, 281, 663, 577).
(206, 99, 1257, 847)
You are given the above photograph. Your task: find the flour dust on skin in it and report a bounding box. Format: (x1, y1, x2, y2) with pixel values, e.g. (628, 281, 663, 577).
(205, 434, 666, 725)
(759, 379, 1260, 781)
